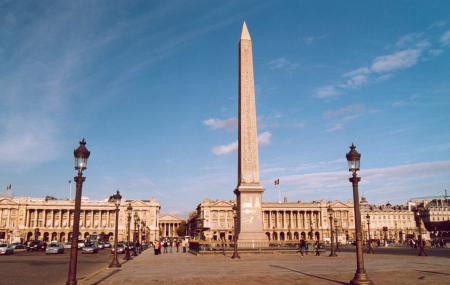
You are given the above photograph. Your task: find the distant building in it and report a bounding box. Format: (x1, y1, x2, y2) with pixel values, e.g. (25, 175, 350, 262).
(187, 196, 433, 243)
(159, 214, 183, 238)
(0, 196, 160, 243)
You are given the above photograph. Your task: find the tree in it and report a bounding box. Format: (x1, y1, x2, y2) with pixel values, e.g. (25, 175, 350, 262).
(176, 221, 187, 237)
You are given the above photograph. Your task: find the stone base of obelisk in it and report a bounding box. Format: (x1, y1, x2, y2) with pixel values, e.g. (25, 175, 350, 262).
(234, 185, 269, 248)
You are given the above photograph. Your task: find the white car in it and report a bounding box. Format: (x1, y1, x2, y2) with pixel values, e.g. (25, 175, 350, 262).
(0, 243, 14, 255)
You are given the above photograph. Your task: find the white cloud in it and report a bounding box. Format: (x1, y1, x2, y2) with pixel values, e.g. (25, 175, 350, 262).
(326, 123, 343, 132)
(303, 35, 326, 45)
(268, 57, 299, 71)
(395, 33, 423, 48)
(203, 117, 237, 130)
(211, 131, 272, 155)
(371, 49, 422, 73)
(212, 141, 238, 155)
(324, 104, 364, 118)
(440, 30, 450, 46)
(258, 131, 272, 145)
(274, 160, 450, 197)
(314, 85, 340, 98)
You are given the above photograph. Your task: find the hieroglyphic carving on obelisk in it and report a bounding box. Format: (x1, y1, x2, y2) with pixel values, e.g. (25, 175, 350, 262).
(234, 22, 267, 243)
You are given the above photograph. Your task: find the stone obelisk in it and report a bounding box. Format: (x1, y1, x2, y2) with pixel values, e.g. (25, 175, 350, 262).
(234, 22, 267, 244)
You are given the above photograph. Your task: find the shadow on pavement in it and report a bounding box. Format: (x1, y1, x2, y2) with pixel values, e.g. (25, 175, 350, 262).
(415, 270, 450, 276)
(270, 265, 347, 284)
(90, 269, 121, 285)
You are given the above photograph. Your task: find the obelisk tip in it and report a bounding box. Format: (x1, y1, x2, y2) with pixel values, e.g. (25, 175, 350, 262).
(241, 21, 251, 40)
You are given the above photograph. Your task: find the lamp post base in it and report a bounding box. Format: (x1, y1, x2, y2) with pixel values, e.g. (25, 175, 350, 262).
(329, 252, 337, 257)
(231, 252, 240, 259)
(109, 259, 121, 268)
(350, 271, 374, 285)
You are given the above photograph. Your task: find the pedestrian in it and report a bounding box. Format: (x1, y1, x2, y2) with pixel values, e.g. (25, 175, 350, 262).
(182, 239, 187, 253)
(176, 241, 180, 252)
(163, 240, 168, 253)
(315, 240, 320, 256)
(299, 239, 306, 257)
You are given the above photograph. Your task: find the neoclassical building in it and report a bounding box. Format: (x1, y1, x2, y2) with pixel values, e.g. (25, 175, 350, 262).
(187, 197, 427, 243)
(0, 196, 160, 243)
(159, 214, 183, 238)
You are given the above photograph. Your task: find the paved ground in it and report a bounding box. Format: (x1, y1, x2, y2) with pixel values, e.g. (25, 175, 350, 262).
(84, 247, 450, 285)
(0, 249, 118, 285)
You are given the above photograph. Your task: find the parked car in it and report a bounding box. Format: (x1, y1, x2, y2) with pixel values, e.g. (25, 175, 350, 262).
(97, 241, 105, 249)
(77, 240, 85, 249)
(82, 242, 99, 254)
(111, 242, 126, 254)
(63, 242, 72, 249)
(11, 243, 26, 252)
(0, 243, 14, 255)
(103, 242, 112, 248)
(27, 240, 45, 251)
(46, 242, 65, 254)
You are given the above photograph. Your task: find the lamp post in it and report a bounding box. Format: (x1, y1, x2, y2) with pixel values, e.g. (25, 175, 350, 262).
(416, 211, 427, 256)
(66, 139, 90, 285)
(135, 214, 140, 255)
(231, 204, 240, 259)
(124, 203, 133, 260)
(334, 218, 340, 252)
(327, 205, 337, 257)
(366, 214, 374, 254)
(141, 220, 146, 245)
(109, 190, 122, 268)
(346, 143, 373, 285)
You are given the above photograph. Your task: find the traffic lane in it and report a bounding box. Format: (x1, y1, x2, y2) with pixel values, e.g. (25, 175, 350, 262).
(332, 245, 450, 257)
(0, 248, 114, 285)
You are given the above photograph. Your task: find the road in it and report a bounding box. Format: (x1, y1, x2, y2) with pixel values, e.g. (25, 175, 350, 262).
(0, 248, 117, 285)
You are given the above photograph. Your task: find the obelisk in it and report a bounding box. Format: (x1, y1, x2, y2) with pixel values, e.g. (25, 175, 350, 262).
(234, 22, 267, 244)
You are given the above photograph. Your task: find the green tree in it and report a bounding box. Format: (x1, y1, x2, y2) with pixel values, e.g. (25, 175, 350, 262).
(176, 221, 187, 237)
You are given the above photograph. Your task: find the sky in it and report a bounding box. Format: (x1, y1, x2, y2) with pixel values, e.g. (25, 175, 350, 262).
(0, 0, 449, 217)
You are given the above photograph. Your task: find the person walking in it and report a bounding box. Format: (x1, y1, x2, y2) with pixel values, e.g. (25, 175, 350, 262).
(314, 240, 320, 256)
(299, 239, 306, 257)
(163, 240, 168, 253)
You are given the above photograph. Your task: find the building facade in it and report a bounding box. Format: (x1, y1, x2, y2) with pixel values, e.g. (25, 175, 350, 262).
(0, 196, 160, 243)
(188, 197, 430, 243)
(159, 214, 183, 238)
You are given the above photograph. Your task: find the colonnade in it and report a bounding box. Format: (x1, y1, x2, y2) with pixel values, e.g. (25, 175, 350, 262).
(160, 222, 181, 237)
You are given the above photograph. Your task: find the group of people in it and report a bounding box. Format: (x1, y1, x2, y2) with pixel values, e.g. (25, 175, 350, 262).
(298, 239, 322, 257)
(153, 239, 188, 255)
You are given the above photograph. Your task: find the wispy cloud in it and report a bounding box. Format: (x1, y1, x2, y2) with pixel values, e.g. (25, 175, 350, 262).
(212, 131, 272, 155)
(203, 117, 237, 130)
(314, 28, 446, 99)
(268, 57, 299, 71)
(440, 30, 450, 46)
(272, 160, 450, 198)
(326, 123, 343, 132)
(313, 85, 340, 98)
(303, 34, 326, 45)
(324, 104, 365, 118)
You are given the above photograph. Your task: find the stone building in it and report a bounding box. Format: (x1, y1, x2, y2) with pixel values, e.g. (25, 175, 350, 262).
(187, 197, 426, 243)
(360, 196, 418, 242)
(0, 196, 160, 243)
(159, 214, 183, 238)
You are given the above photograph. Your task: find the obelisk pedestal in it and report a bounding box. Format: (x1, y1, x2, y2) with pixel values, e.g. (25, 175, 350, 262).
(234, 22, 268, 246)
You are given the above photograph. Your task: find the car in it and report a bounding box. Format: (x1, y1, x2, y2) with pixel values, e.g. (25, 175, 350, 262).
(82, 242, 99, 254)
(0, 243, 14, 255)
(111, 243, 126, 254)
(97, 241, 105, 249)
(63, 242, 72, 249)
(46, 242, 65, 254)
(77, 240, 85, 249)
(103, 242, 112, 248)
(11, 243, 26, 252)
(27, 240, 45, 251)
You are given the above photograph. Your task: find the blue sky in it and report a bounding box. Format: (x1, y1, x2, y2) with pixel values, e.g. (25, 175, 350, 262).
(1, 1, 449, 216)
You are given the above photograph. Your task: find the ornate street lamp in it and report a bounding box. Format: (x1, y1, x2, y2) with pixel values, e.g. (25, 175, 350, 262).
(346, 143, 373, 285)
(416, 211, 427, 256)
(135, 214, 140, 255)
(124, 203, 133, 260)
(231, 204, 240, 259)
(327, 205, 337, 257)
(366, 214, 374, 254)
(66, 139, 90, 285)
(108, 190, 122, 268)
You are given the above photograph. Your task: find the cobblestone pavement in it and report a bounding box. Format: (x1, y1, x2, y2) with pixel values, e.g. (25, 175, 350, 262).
(83, 249, 450, 285)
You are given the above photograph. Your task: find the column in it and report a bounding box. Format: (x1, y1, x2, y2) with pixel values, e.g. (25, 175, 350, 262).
(50, 210, 54, 227)
(107, 210, 111, 228)
(268, 211, 271, 229)
(91, 210, 94, 228)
